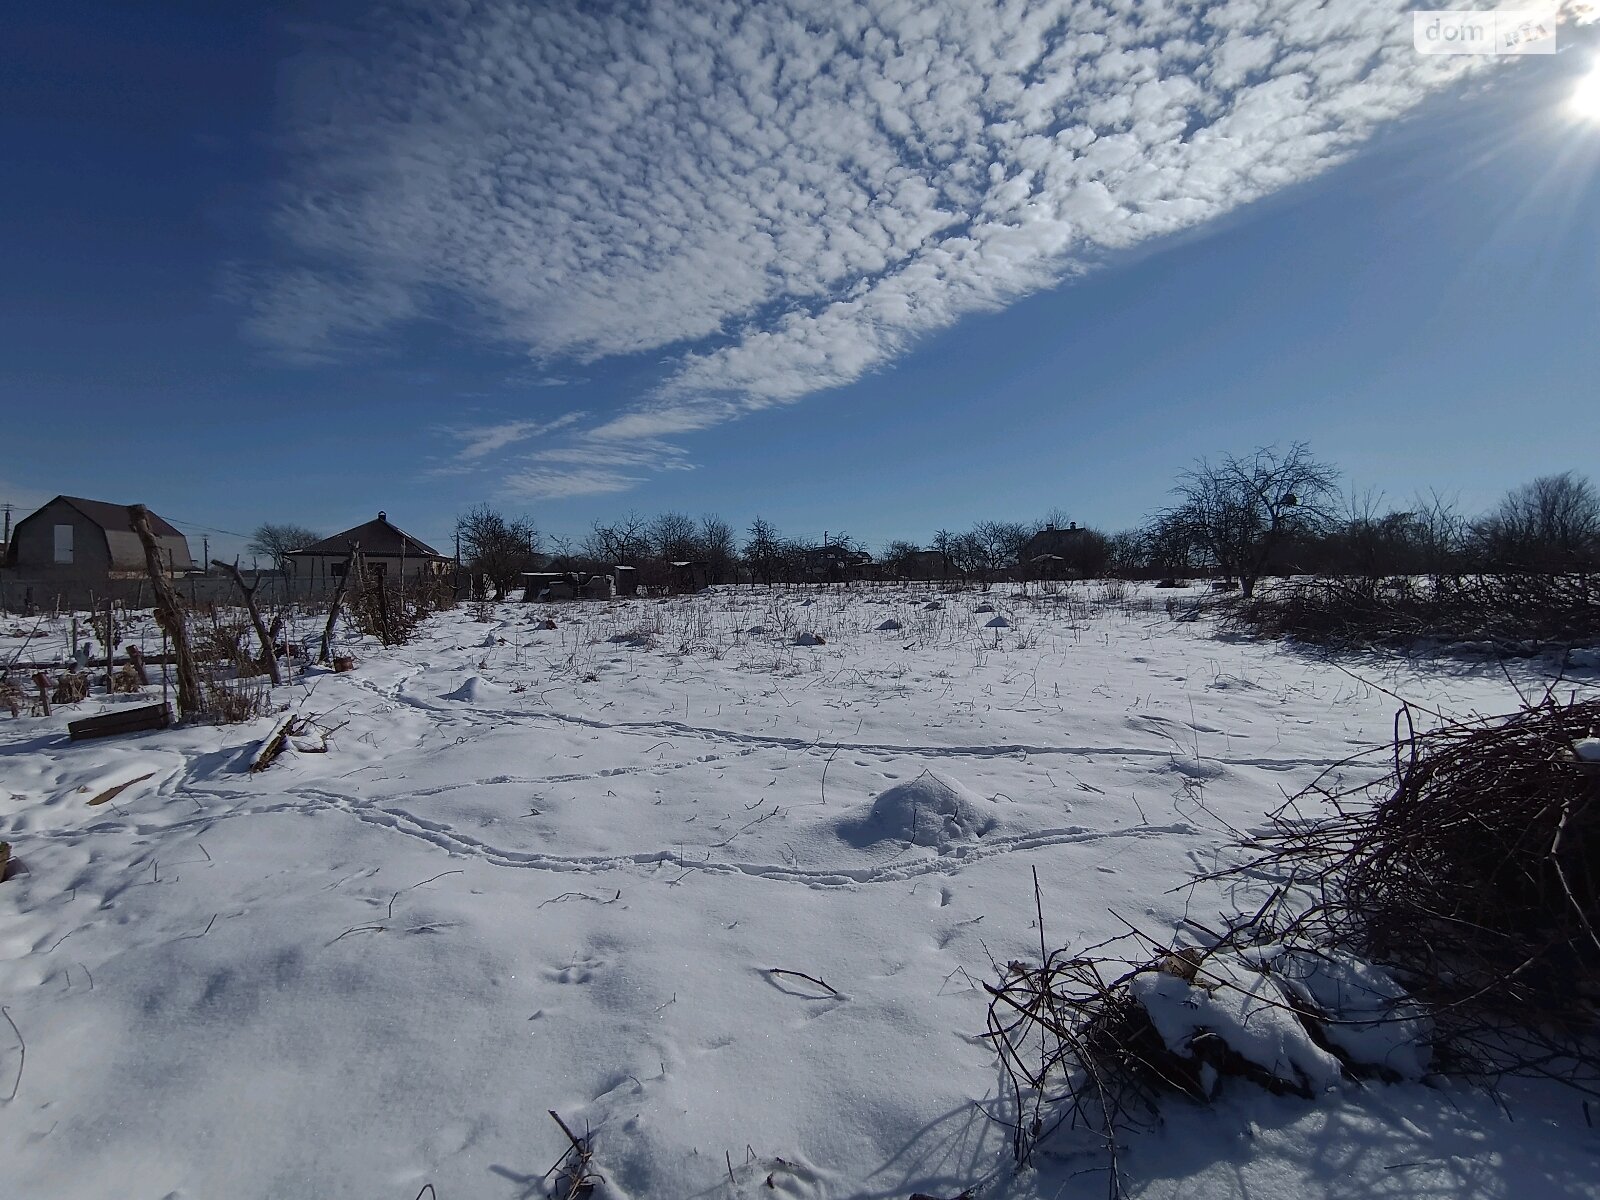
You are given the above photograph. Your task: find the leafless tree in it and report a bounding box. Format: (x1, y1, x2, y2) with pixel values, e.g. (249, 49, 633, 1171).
(879, 540, 919, 575)
(584, 512, 651, 566)
(969, 520, 1033, 581)
(1473, 471, 1600, 570)
(743, 517, 783, 585)
(1164, 442, 1340, 597)
(649, 511, 699, 562)
(456, 504, 539, 597)
(246, 522, 320, 573)
(698, 515, 738, 583)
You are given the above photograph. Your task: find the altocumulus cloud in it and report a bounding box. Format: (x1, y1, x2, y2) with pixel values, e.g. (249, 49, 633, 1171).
(250, 0, 1522, 483)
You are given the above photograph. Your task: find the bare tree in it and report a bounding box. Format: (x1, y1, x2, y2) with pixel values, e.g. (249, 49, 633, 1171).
(969, 520, 1033, 582)
(743, 517, 783, 585)
(698, 515, 738, 583)
(584, 511, 651, 566)
(1473, 471, 1600, 570)
(649, 511, 699, 562)
(456, 504, 540, 597)
(880, 540, 919, 575)
(247, 522, 320, 573)
(1164, 443, 1340, 598)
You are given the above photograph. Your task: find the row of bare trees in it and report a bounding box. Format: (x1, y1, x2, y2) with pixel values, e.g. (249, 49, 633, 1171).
(1112, 448, 1599, 595)
(248, 450, 1597, 597)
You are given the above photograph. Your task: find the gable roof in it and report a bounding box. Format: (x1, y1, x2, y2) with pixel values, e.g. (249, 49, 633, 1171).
(289, 512, 447, 560)
(46, 496, 185, 538)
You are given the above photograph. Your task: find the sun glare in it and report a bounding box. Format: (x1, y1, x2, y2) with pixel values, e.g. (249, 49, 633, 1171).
(1572, 64, 1600, 121)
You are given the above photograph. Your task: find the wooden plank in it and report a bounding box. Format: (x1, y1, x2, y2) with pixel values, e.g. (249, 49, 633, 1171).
(68, 703, 172, 742)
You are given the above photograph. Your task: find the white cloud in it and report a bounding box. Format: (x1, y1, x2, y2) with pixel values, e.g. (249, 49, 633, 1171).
(252, 0, 1541, 446)
(501, 438, 695, 500)
(443, 412, 586, 461)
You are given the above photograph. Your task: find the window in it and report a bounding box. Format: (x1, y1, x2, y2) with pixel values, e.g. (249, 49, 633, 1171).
(53, 523, 73, 564)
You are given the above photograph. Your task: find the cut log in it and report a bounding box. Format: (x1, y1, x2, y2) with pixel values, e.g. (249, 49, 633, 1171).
(68, 702, 172, 742)
(249, 714, 297, 773)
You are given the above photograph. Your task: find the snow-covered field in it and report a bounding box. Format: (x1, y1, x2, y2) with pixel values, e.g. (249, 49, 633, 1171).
(2, 585, 1597, 1200)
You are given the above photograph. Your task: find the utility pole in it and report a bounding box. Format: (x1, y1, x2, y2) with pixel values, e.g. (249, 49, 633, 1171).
(2, 502, 12, 549)
(202, 536, 209, 570)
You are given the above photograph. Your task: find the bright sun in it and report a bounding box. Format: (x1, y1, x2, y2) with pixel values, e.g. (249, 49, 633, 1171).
(1572, 66, 1600, 121)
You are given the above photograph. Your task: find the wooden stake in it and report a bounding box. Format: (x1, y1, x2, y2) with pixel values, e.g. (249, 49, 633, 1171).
(210, 558, 282, 685)
(130, 505, 202, 721)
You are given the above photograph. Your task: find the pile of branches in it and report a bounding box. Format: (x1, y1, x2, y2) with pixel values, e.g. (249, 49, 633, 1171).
(985, 697, 1600, 1196)
(1219, 695, 1600, 1085)
(1225, 572, 1600, 651)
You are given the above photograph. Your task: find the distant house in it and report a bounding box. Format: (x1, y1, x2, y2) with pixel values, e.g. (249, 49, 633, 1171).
(802, 544, 873, 583)
(286, 511, 451, 589)
(898, 549, 953, 581)
(1, 495, 193, 580)
(1019, 523, 1098, 580)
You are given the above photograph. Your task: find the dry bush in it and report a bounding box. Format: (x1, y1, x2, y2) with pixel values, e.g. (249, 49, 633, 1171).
(192, 609, 258, 671)
(1227, 572, 1600, 651)
(989, 697, 1600, 1196)
(1213, 694, 1600, 1085)
(202, 673, 272, 724)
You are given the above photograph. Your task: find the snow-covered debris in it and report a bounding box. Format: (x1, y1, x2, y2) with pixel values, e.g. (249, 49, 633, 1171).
(1129, 951, 1344, 1098)
(974, 602, 995, 613)
(833, 771, 997, 851)
(1258, 946, 1431, 1080)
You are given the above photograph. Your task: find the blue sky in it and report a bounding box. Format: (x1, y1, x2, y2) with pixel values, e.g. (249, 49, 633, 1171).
(2, 1, 1597, 562)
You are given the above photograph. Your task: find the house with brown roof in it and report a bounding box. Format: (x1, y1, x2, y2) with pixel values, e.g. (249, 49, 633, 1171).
(1, 495, 194, 580)
(285, 511, 452, 589)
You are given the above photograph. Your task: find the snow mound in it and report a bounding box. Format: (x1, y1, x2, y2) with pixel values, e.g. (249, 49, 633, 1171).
(442, 676, 498, 703)
(1569, 648, 1600, 669)
(985, 615, 1010, 628)
(1575, 737, 1600, 763)
(877, 618, 903, 631)
(833, 771, 998, 851)
(479, 632, 498, 648)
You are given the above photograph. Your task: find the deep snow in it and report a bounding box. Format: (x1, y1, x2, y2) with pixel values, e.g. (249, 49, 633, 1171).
(2, 584, 1597, 1199)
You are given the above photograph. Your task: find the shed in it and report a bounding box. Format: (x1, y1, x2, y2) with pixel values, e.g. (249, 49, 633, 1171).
(668, 561, 710, 592)
(2, 495, 193, 579)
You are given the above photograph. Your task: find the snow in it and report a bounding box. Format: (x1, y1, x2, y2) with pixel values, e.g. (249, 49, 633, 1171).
(2, 585, 1596, 1199)
(1574, 736, 1600, 763)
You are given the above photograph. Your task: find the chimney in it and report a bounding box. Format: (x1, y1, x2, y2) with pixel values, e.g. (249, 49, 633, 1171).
(378, 511, 387, 521)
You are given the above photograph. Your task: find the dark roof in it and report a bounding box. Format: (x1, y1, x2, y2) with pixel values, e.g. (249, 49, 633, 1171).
(45, 496, 185, 538)
(289, 512, 447, 559)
